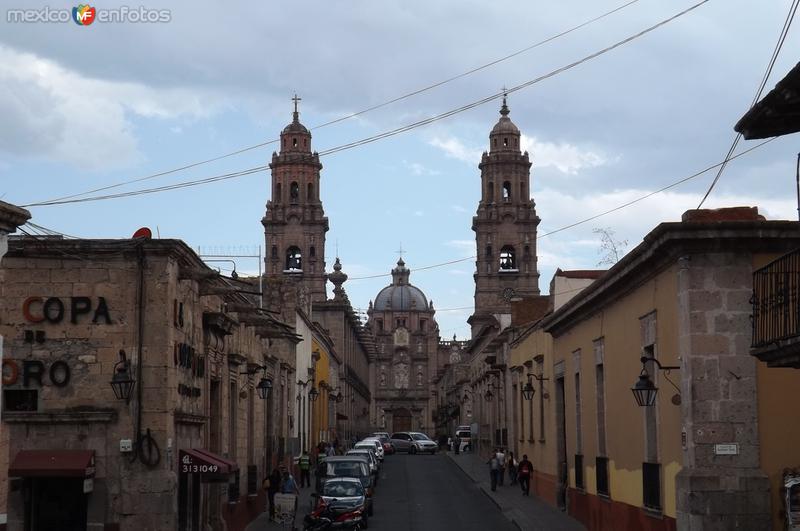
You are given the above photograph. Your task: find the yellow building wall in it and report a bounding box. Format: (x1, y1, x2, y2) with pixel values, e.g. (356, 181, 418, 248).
(552, 265, 682, 518)
(509, 326, 558, 480)
(753, 253, 800, 530)
(312, 338, 330, 450)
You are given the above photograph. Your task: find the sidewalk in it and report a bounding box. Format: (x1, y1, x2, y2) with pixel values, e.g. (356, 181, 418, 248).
(245, 485, 316, 531)
(446, 451, 586, 531)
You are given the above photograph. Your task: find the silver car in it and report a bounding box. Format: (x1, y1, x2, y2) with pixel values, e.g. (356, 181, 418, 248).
(409, 432, 438, 454)
(347, 448, 380, 481)
(389, 432, 415, 453)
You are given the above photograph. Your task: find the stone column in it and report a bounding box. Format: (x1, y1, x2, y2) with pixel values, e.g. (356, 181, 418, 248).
(676, 253, 771, 530)
(0, 201, 30, 529)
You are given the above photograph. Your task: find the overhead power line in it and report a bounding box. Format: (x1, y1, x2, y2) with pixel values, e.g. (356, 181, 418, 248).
(345, 137, 776, 281)
(697, 0, 799, 207)
(23, 0, 641, 208)
(24, 0, 706, 208)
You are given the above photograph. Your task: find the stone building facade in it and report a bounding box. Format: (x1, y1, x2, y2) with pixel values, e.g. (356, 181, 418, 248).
(313, 258, 374, 442)
(366, 259, 441, 434)
(0, 201, 30, 530)
(533, 208, 800, 531)
(0, 237, 296, 531)
(470, 95, 541, 338)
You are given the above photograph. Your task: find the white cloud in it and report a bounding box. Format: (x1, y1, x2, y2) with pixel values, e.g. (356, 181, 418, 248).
(429, 136, 482, 164)
(451, 205, 468, 213)
(429, 133, 610, 175)
(0, 45, 224, 170)
(413, 210, 424, 217)
(521, 135, 610, 174)
(404, 160, 440, 176)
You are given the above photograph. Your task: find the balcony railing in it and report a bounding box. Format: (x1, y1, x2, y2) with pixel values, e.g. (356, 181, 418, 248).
(751, 249, 800, 367)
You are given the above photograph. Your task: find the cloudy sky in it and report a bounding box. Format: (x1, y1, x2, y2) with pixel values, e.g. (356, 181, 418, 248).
(2, 0, 798, 338)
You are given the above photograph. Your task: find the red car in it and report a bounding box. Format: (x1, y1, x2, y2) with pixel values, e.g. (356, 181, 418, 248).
(373, 433, 395, 455)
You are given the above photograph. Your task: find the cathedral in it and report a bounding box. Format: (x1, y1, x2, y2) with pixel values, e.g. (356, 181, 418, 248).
(260, 93, 539, 438)
(365, 258, 441, 434)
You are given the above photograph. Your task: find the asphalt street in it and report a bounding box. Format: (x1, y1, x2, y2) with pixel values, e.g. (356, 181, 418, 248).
(367, 452, 516, 531)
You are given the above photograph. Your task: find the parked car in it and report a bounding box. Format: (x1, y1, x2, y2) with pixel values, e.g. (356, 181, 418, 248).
(357, 438, 384, 461)
(307, 477, 368, 529)
(317, 456, 375, 516)
(347, 449, 379, 482)
(389, 432, 415, 453)
(409, 432, 438, 454)
(372, 433, 395, 455)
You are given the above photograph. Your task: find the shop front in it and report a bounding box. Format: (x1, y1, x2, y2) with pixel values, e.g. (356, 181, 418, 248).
(178, 449, 238, 531)
(8, 450, 95, 531)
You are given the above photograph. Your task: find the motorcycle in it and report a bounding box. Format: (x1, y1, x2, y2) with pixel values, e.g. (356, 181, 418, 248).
(302, 498, 366, 530)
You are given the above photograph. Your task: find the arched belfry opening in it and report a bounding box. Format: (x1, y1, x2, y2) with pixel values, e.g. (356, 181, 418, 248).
(286, 246, 302, 271)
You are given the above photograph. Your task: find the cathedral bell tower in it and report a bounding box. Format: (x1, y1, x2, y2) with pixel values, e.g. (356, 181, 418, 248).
(469, 95, 540, 337)
(262, 95, 329, 302)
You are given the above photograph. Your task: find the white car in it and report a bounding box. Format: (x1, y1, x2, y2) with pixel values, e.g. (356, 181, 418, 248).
(358, 438, 385, 461)
(409, 432, 438, 454)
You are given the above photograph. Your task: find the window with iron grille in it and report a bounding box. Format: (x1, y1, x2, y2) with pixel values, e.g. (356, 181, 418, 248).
(574, 454, 584, 490)
(642, 462, 661, 511)
(596, 456, 609, 497)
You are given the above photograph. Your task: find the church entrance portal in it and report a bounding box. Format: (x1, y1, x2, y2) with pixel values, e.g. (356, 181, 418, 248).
(392, 408, 412, 433)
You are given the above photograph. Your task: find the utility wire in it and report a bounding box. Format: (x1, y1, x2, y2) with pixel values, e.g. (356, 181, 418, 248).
(24, 1, 705, 208)
(697, 0, 799, 207)
(346, 137, 775, 281)
(23, 0, 642, 207)
(320, 0, 708, 157)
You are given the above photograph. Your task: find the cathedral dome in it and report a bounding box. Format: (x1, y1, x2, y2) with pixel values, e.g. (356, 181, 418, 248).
(491, 95, 520, 135)
(372, 258, 430, 311)
(282, 119, 310, 135)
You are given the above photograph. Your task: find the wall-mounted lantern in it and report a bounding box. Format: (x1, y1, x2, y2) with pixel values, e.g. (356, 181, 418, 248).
(256, 375, 273, 400)
(521, 372, 549, 401)
(240, 364, 273, 400)
(631, 355, 680, 407)
(110, 349, 136, 401)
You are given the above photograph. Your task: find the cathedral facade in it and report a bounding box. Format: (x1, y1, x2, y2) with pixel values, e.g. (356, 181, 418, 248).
(366, 259, 441, 434)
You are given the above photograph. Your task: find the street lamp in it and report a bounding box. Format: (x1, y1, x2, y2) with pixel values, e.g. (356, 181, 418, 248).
(631, 356, 680, 407)
(110, 350, 135, 401)
(239, 364, 273, 400)
(308, 386, 319, 402)
(256, 375, 273, 400)
(521, 373, 549, 401)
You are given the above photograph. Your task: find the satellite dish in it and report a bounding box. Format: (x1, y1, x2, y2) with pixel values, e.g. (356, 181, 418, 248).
(132, 227, 152, 239)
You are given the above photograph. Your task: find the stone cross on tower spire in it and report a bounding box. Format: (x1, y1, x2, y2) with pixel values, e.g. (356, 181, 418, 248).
(292, 93, 302, 122)
(500, 87, 510, 117)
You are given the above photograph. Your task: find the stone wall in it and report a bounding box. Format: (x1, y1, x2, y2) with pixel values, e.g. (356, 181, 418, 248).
(676, 252, 771, 530)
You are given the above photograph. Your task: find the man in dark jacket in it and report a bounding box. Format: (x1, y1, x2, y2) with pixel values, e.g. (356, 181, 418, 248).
(517, 454, 533, 496)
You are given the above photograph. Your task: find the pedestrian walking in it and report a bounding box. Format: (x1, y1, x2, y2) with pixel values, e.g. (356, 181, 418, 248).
(266, 465, 281, 521)
(496, 448, 506, 486)
(518, 454, 533, 496)
(454, 434, 460, 455)
(507, 451, 518, 486)
(488, 449, 500, 491)
(298, 449, 311, 488)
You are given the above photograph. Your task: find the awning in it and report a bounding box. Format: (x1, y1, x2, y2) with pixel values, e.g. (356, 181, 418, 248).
(179, 448, 238, 476)
(9, 450, 95, 478)
(336, 413, 348, 420)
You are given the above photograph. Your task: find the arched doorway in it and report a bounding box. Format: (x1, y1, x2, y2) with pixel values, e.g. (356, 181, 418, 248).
(392, 407, 412, 433)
